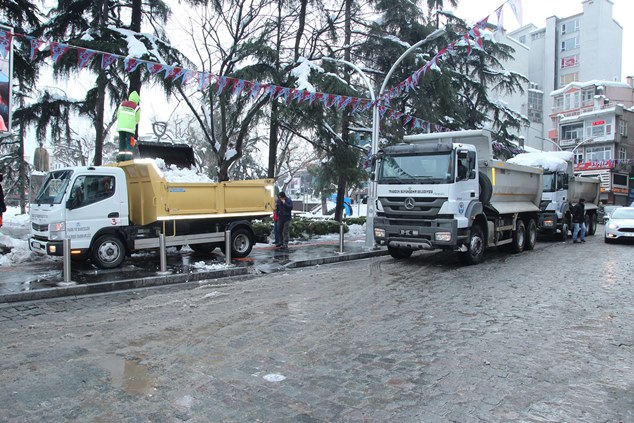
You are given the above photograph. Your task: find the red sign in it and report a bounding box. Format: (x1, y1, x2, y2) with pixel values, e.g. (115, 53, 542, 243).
(574, 160, 614, 171)
(592, 120, 605, 126)
(561, 56, 577, 68)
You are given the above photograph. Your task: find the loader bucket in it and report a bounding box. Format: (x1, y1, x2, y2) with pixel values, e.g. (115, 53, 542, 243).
(134, 141, 196, 169)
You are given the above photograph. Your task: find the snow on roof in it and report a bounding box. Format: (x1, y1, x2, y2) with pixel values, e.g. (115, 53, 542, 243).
(550, 80, 631, 96)
(507, 151, 574, 172)
(559, 107, 616, 123)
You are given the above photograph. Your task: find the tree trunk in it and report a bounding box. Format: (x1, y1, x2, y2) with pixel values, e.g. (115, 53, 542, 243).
(267, 101, 278, 179)
(93, 75, 106, 165)
(129, 0, 142, 96)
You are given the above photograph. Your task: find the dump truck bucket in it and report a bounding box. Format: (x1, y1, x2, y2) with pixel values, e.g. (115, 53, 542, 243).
(134, 141, 196, 169)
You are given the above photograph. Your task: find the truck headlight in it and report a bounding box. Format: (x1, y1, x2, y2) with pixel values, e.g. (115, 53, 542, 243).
(49, 222, 66, 240)
(435, 232, 451, 242)
(543, 219, 554, 227)
(374, 228, 386, 238)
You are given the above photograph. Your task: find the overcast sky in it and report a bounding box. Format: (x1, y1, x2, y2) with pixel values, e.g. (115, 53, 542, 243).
(448, 0, 633, 78)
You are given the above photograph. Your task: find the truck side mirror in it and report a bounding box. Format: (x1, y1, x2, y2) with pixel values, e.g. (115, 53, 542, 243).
(469, 170, 476, 179)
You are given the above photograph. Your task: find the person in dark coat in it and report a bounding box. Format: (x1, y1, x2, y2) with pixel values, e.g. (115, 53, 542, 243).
(571, 198, 586, 243)
(0, 174, 6, 228)
(275, 192, 293, 248)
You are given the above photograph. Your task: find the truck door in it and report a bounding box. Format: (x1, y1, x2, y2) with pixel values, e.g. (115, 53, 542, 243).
(455, 150, 477, 202)
(65, 174, 124, 247)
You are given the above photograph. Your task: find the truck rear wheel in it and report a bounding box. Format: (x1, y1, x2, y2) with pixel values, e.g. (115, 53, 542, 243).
(388, 245, 413, 259)
(524, 219, 537, 250)
(221, 228, 253, 258)
(587, 213, 597, 236)
(458, 225, 484, 265)
(510, 219, 525, 254)
(91, 234, 126, 269)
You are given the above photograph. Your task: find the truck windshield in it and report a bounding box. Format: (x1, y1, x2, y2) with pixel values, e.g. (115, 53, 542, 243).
(34, 170, 73, 205)
(543, 172, 556, 192)
(378, 152, 452, 184)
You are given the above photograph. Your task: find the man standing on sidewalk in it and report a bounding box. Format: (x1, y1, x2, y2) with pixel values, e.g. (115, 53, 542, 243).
(572, 198, 586, 243)
(276, 192, 293, 249)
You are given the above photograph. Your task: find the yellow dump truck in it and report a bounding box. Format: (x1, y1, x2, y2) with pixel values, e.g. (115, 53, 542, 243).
(29, 159, 275, 269)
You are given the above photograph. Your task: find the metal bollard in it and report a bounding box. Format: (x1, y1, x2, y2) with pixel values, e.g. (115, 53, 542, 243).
(63, 238, 71, 282)
(225, 229, 232, 265)
(338, 220, 345, 253)
(159, 234, 167, 273)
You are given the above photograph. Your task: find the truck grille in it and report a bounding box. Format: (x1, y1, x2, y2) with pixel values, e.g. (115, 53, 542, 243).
(378, 197, 447, 219)
(32, 222, 48, 232)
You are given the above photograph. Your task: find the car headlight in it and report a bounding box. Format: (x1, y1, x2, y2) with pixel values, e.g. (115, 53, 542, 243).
(435, 232, 452, 242)
(49, 222, 66, 240)
(374, 228, 386, 238)
(607, 223, 618, 230)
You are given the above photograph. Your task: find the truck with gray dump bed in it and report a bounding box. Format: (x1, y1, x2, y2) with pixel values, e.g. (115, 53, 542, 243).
(373, 129, 543, 264)
(508, 151, 601, 239)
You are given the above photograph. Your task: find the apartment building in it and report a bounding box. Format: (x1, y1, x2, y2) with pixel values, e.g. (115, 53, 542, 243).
(508, 0, 623, 151)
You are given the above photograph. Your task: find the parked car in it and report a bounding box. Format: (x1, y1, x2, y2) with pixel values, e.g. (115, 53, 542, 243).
(604, 207, 634, 243)
(598, 205, 623, 224)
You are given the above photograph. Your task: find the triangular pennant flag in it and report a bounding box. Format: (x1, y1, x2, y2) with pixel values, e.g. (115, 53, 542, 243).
(231, 79, 245, 96)
(216, 76, 229, 94)
(182, 70, 197, 85)
(249, 81, 261, 98)
(124, 57, 142, 73)
(27, 36, 45, 61)
(508, 0, 523, 26)
(77, 48, 97, 70)
(495, 6, 505, 34)
(146, 62, 165, 75)
(198, 72, 211, 91)
(0, 30, 12, 60)
(101, 53, 118, 69)
(167, 67, 186, 82)
(50, 42, 70, 64)
(464, 33, 472, 56)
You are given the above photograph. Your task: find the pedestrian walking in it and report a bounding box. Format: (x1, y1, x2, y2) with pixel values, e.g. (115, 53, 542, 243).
(571, 198, 586, 243)
(116, 91, 141, 162)
(275, 192, 293, 248)
(0, 174, 6, 228)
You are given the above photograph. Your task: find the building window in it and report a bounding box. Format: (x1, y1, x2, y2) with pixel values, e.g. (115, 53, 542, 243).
(574, 150, 583, 163)
(560, 72, 579, 86)
(519, 35, 526, 44)
(561, 37, 579, 51)
(586, 120, 612, 138)
(528, 90, 543, 123)
(561, 124, 583, 142)
(531, 31, 545, 41)
(561, 55, 579, 69)
(553, 96, 563, 112)
(586, 146, 612, 161)
(563, 91, 580, 110)
(561, 20, 580, 35)
(618, 146, 627, 160)
(581, 89, 594, 106)
(618, 120, 626, 136)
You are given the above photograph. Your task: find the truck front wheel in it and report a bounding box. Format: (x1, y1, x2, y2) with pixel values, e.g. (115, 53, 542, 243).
(587, 213, 597, 236)
(91, 234, 126, 269)
(458, 226, 484, 265)
(524, 219, 537, 250)
(221, 228, 253, 258)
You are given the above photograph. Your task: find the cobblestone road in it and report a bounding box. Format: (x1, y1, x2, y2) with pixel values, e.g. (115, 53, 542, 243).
(1, 234, 633, 422)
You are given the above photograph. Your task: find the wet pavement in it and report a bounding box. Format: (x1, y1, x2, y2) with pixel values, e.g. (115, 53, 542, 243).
(0, 237, 388, 302)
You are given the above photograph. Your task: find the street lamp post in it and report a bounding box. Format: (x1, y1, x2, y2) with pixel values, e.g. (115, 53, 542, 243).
(366, 29, 446, 249)
(535, 136, 562, 151)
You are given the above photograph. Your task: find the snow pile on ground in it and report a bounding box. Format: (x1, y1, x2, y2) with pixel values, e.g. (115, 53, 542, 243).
(154, 158, 214, 183)
(0, 205, 47, 267)
(191, 261, 231, 271)
(508, 151, 574, 172)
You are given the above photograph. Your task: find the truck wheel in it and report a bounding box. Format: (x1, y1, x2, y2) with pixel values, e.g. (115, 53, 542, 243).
(524, 219, 537, 250)
(478, 172, 493, 205)
(388, 245, 413, 259)
(587, 213, 597, 236)
(91, 234, 126, 269)
(221, 228, 253, 258)
(510, 219, 525, 254)
(555, 220, 569, 241)
(458, 225, 484, 265)
(189, 243, 216, 254)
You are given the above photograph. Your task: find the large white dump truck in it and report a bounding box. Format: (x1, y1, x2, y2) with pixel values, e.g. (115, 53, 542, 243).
(29, 160, 275, 269)
(373, 130, 543, 264)
(508, 151, 601, 240)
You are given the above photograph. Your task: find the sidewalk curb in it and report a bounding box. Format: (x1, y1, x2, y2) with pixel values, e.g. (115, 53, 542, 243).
(0, 248, 389, 304)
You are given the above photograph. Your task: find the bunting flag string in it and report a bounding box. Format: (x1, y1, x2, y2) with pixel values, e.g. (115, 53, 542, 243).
(1, 30, 453, 135)
(382, 0, 521, 104)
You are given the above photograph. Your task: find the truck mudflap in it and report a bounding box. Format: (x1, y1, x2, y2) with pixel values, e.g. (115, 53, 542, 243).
(29, 238, 63, 256)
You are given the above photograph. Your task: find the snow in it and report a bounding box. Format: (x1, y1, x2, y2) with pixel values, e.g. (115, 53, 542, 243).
(153, 158, 214, 182)
(382, 35, 411, 49)
(507, 151, 574, 172)
(290, 58, 323, 92)
(550, 80, 631, 96)
(0, 206, 44, 267)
